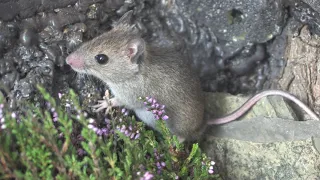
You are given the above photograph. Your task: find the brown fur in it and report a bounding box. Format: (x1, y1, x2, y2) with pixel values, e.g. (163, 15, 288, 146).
(68, 15, 207, 141)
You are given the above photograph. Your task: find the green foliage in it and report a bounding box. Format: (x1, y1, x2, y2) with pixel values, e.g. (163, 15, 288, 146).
(0, 86, 220, 179)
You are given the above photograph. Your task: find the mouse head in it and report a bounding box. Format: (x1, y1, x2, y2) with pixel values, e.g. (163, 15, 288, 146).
(66, 10, 146, 83)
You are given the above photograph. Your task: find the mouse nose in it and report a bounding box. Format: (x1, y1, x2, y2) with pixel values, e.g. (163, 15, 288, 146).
(66, 53, 85, 69)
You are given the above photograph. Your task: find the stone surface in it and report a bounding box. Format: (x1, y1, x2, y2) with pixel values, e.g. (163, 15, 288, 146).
(202, 92, 320, 179)
(164, 0, 287, 93)
(0, 0, 79, 21)
(175, 0, 286, 49)
(204, 92, 298, 121)
(202, 136, 320, 179)
(278, 25, 320, 117)
(291, 0, 320, 35)
(205, 117, 320, 142)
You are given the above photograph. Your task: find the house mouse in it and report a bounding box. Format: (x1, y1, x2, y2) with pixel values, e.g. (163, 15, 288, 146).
(65, 10, 319, 142)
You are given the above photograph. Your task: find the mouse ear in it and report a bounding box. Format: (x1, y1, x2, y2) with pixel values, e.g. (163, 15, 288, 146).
(127, 38, 145, 64)
(116, 10, 134, 26)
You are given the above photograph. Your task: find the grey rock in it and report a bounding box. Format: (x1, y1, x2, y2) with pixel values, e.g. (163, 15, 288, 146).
(278, 25, 320, 117)
(202, 92, 320, 179)
(290, 1, 320, 35)
(0, 0, 79, 21)
(303, 0, 320, 13)
(204, 92, 298, 121)
(206, 117, 320, 142)
(175, 0, 285, 52)
(202, 136, 320, 179)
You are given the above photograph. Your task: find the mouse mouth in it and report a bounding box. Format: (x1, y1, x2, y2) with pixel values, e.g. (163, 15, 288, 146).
(68, 65, 88, 74)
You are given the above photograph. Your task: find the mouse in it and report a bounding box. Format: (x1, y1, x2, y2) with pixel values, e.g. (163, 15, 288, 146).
(65, 10, 319, 142)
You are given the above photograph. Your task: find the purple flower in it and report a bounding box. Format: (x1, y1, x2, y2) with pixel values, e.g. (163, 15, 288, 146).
(124, 130, 130, 136)
(87, 118, 112, 137)
(140, 97, 168, 121)
(130, 133, 135, 139)
(96, 129, 103, 135)
(148, 98, 153, 103)
(46, 102, 51, 108)
(58, 93, 62, 99)
(77, 148, 86, 156)
(155, 103, 160, 108)
(53, 117, 59, 122)
(134, 133, 140, 139)
(105, 118, 110, 123)
(11, 112, 16, 119)
(140, 172, 154, 180)
(208, 169, 214, 174)
(152, 99, 157, 104)
(162, 115, 169, 120)
(116, 123, 140, 140)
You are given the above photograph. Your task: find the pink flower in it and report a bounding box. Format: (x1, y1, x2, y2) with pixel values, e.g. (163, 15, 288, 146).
(162, 115, 169, 120)
(140, 172, 154, 180)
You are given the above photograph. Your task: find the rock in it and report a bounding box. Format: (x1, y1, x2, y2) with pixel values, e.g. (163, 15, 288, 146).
(202, 134, 320, 179)
(205, 117, 320, 142)
(278, 25, 320, 117)
(202, 92, 320, 179)
(204, 92, 298, 121)
(174, 0, 286, 49)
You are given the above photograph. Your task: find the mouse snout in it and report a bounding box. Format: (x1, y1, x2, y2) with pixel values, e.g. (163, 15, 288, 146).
(66, 53, 85, 69)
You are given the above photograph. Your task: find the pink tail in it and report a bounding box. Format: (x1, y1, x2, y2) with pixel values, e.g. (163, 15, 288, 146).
(207, 90, 320, 125)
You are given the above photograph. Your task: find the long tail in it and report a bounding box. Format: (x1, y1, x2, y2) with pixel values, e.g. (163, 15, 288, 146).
(207, 90, 320, 125)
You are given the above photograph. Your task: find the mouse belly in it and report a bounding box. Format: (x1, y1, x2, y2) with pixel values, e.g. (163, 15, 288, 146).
(134, 108, 157, 128)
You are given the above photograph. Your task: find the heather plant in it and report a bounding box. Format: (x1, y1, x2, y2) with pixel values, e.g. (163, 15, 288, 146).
(0, 85, 220, 179)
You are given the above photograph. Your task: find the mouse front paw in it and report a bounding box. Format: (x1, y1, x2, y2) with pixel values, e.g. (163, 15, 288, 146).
(92, 99, 111, 113)
(92, 89, 114, 114)
(92, 97, 121, 114)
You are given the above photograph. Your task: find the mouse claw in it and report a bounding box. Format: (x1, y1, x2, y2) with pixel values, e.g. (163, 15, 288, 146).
(92, 99, 110, 114)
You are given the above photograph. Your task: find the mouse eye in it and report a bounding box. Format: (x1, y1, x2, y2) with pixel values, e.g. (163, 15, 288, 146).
(95, 54, 109, 64)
